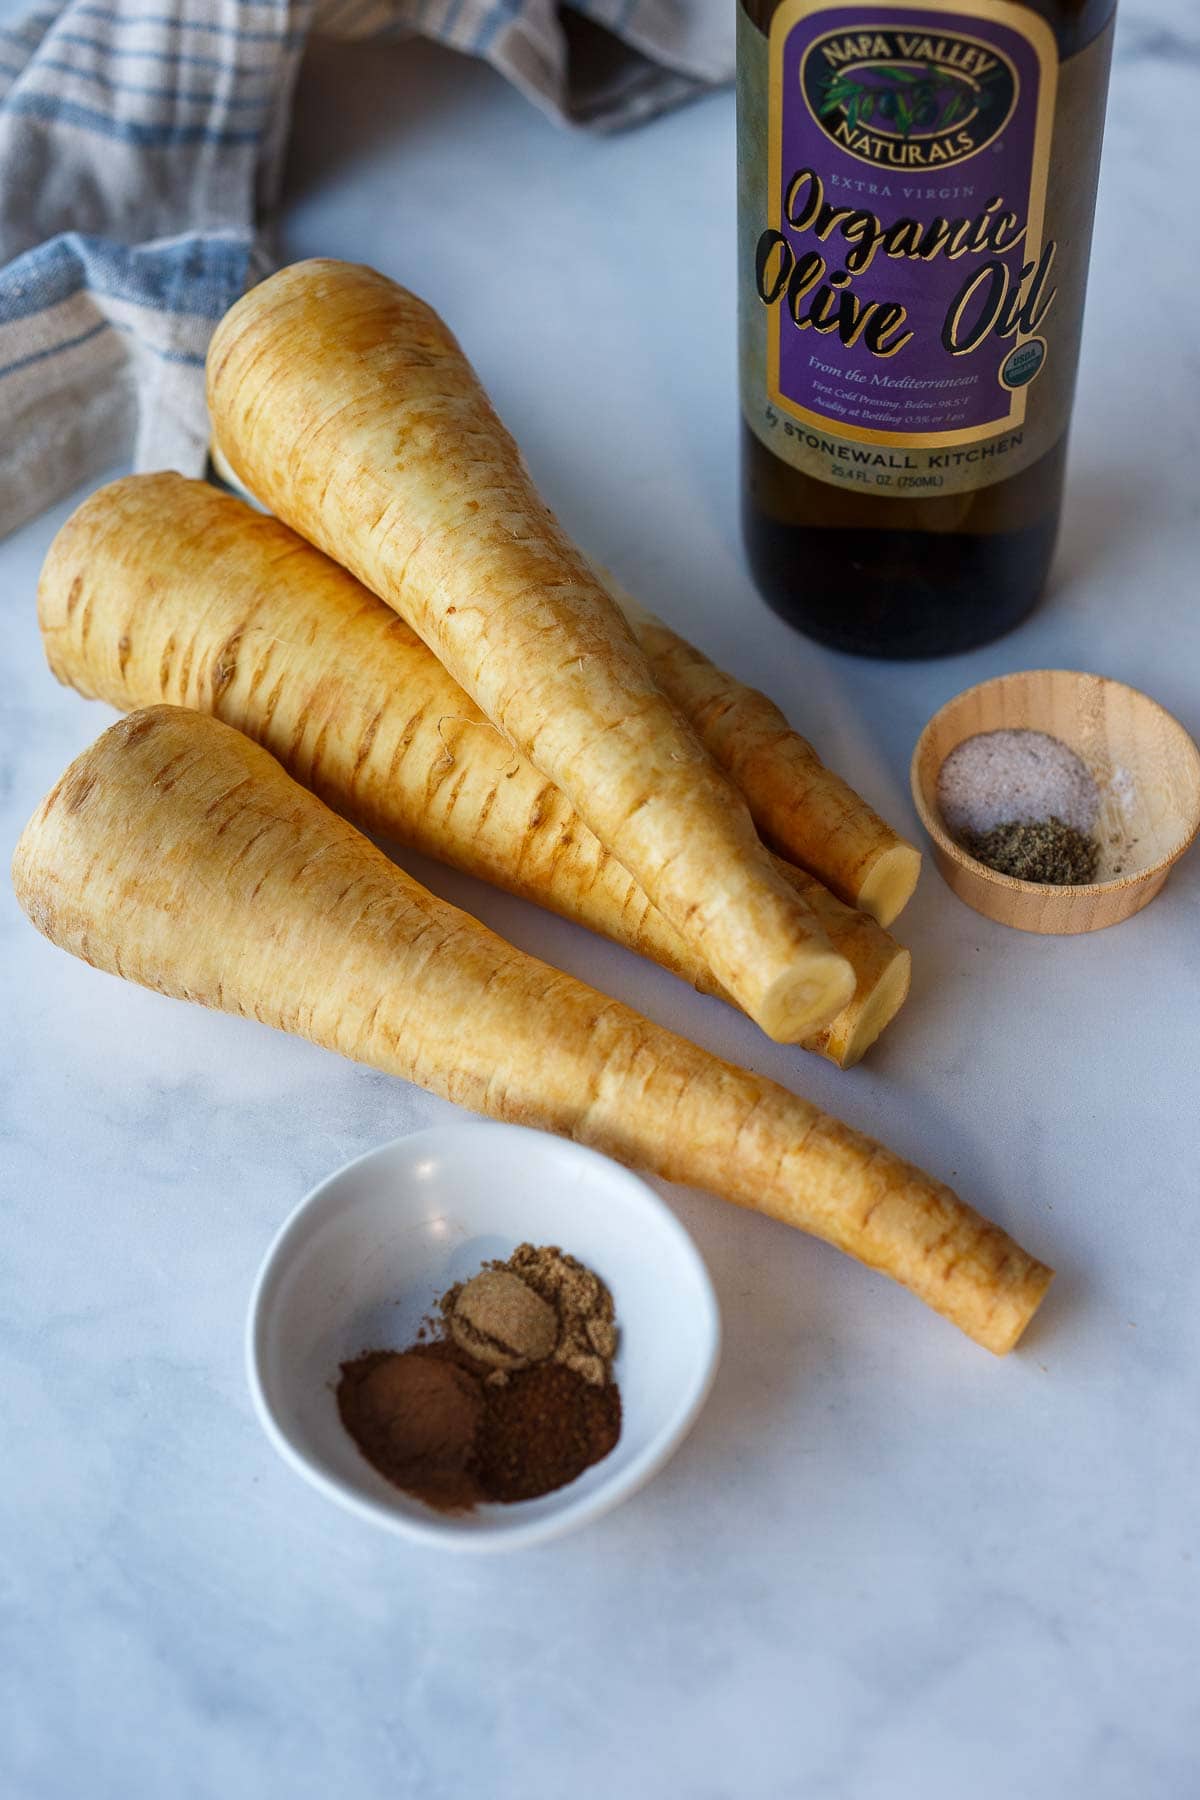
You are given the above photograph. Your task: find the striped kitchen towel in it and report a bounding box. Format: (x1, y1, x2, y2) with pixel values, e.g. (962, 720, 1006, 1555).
(0, 0, 731, 538)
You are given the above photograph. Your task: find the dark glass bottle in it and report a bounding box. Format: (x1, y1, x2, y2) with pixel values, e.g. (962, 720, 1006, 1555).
(737, 0, 1117, 657)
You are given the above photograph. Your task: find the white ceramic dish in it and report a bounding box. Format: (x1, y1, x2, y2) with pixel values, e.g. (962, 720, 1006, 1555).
(247, 1123, 720, 1552)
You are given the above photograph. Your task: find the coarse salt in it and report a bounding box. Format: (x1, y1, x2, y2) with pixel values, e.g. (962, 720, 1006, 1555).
(936, 729, 1100, 838)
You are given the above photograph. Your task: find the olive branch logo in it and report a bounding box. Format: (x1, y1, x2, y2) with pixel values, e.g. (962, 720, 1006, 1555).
(817, 61, 1001, 138)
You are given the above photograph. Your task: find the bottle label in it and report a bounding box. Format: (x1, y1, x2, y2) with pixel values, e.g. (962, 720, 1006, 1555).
(738, 1, 1114, 498)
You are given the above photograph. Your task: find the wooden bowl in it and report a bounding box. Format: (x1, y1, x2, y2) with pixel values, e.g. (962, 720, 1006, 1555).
(910, 670, 1200, 934)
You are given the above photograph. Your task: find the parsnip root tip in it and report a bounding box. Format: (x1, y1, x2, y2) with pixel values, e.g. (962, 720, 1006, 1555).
(985, 1262, 1055, 1356)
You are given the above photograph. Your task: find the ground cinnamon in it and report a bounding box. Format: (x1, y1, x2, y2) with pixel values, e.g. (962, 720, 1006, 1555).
(336, 1349, 483, 1513)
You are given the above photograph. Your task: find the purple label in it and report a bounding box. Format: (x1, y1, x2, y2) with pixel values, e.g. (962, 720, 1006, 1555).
(760, 2, 1058, 445)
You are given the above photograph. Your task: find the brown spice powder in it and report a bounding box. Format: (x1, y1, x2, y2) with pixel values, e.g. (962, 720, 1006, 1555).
(501, 1243, 618, 1387)
(443, 1267, 558, 1372)
(475, 1360, 621, 1504)
(336, 1349, 483, 1513)
(337, 1245, 622, 1513)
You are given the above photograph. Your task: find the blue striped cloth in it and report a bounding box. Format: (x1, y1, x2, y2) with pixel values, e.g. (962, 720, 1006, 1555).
(0, 0, 730, 537)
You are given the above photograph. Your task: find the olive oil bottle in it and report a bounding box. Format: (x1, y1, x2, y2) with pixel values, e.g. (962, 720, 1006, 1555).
(738, 0, 1116, 656)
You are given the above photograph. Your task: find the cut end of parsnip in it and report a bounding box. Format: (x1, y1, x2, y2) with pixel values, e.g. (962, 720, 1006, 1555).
(855, 841, 923, 929)
(759, 948, 857, 1044)
(825, 945, 912, 1070)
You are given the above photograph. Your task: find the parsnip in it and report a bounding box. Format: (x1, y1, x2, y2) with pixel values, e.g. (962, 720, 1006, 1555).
(212, 426, 919, 930)
(205, 260, 855, 1043)
(38, 474, 908, 1067)
(12, 707, 1052, 1353)
(600, 574, 922, 928)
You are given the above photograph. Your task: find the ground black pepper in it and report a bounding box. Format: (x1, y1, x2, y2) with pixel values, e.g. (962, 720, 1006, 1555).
(960, 817, 1100, 885)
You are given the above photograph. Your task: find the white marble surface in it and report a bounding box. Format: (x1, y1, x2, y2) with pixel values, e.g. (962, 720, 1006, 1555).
(4, 8, 1200, 1795)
